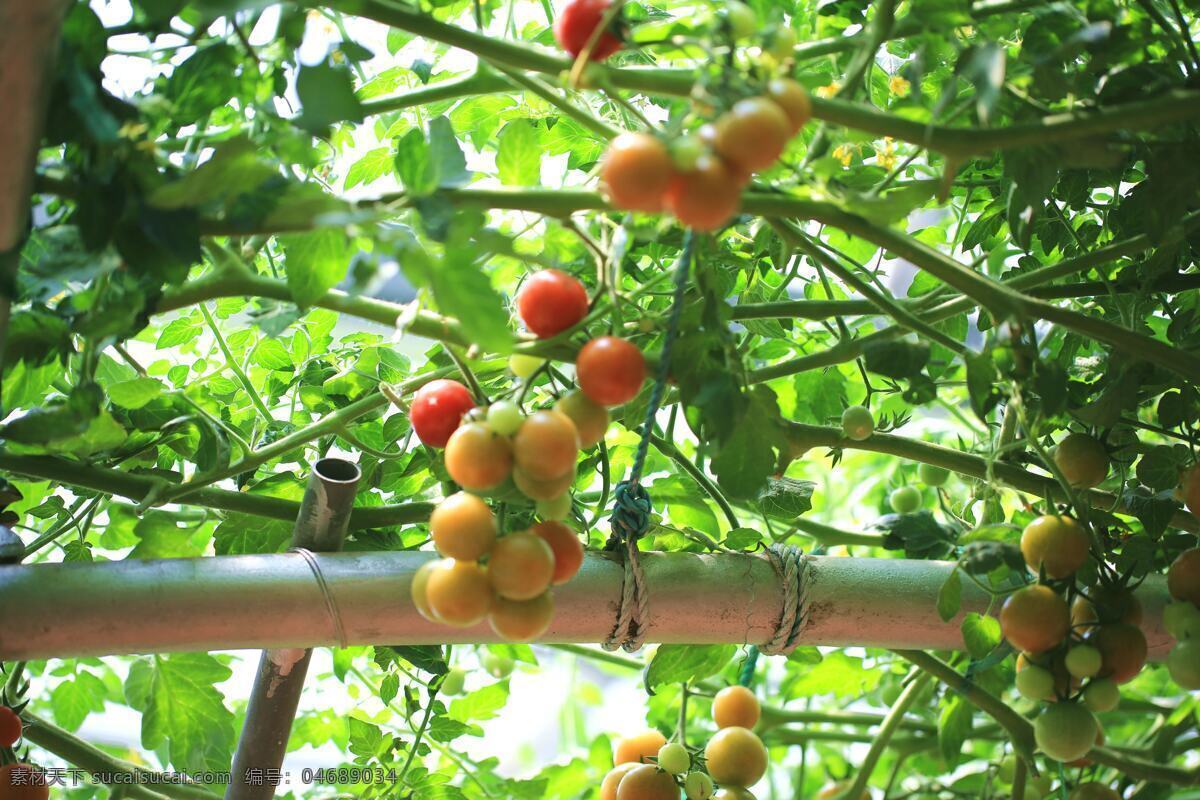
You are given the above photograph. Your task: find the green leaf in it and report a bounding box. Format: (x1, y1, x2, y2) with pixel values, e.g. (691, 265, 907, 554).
(428, 116, 471, 189)
(149, 137, 276, 209)
(253, 338, 295, 371)
(376, 645, 449, 676)
(964, 351, 1002, 422)
(295, 61, 364, 132)
(863, 338, 931, 379)
(51, 671, 108, 731)
(1136, 445, 1182, 491)
(157, 317, 202, 348)
(496, 121, 542, 186)
(757, 477, 815, 520)
(448, 681, 510, 722)
(124, 654, 235, 773)
(347, 716, 387, 759)
(960, 612, 1002, 659)
(723, 527, 763, 550)
(936, 569, 962, 622)
(344, 146, 395, 190)
(108, 378, 165, 409)
(129, 510, 209, 559)
(282, 229, 351, 308)
(395, 128, 438, 197)
(644, 645, 735, 690)
(938, 695, 973, 768)
(711, 387, 781, 499)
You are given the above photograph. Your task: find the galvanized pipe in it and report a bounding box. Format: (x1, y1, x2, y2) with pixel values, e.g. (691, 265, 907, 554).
(226, 458, 361, 800)
(0, 550, 1175, 660)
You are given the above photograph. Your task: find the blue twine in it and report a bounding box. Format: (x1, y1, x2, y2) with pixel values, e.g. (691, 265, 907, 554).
(738, 646, 760, 687)
(605, 230, 696, 548)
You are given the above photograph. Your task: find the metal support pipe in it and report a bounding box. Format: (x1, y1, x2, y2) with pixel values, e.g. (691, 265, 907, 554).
(226, 458, 361, 800)
(0, 550, 1175, 660)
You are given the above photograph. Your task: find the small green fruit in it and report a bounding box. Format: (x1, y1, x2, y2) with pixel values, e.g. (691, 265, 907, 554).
(1163, 601, 1200, 640)
(684, 771, 714, 800)
(536, 492, 572, 521)
(486, 401, 524, 436)
(889, 486, 922, 514)
(1016, 664, 1055, 701)
(919, 462, 950, 486)
(1082, 678, 1120, 712)
(656, 742, 690, 775)
(482, 651, 514, 679)
(841, 405, 874, 441)
(440, 667, 467, 695)
(1168, 640, 1200, 690)
(508, 354, 544, 380)
(1065, 645, 1102, 679)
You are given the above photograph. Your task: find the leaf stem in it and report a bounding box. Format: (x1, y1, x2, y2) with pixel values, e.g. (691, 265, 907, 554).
(198, 301, 273, 423)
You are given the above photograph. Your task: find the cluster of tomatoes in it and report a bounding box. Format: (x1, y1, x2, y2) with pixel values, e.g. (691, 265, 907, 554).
(600, 685, 770, 800)
(0, 705, 48, 800)
(405, 270, 648, 640)
(555, 0, 811, 233)
(599, 80, 810, 232)
(999, 512, 1147, 763)
(1165, 547, 1200, 690)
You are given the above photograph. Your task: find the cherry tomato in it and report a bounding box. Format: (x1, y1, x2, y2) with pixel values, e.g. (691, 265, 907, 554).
(489, 592, 555, 642)
(532, 520, 584, 584)
(841, 405, 874, 440)
(614, 730, 668, 765)
(1000, 585, 1069, 654)
(712, 686, 760, 730)
(602, 763, 642, 800)
(409, 379, 475, 448)
(663, 154, 743, 231)
(1168, 639, 1200, 689)
(1070, 783, 1121, 800)
(440, 667, 467, 695)
(1053, 432, 1109, 488)
(1020, 514, 1089, 579)
(602, 133, 676, 213)
(576, 336, 646, 407)
(0, 706, 21, 748)
(704, 727, 767, 788)
(723, 2, 757, 41)
(430, 492, 497, 561)
(486, 401, 524, 436)
(1071, 584, 1142, 632)
(713, 97, 793, 173)
(1163, 600, 1200, 639)
(425, 559, 494, 627)
(918, 462, 950, 486)
(1169, 547, 1200, 605)
(518, 269, 590, 339)
(684, 772, 714, 800)
(656, 742, 690, 775)
(554, 0, 622, 60)
(411, 560, 444, 623)
(766, 79, 812, 134)
(509, 354, 545, 379)
(1033, 702, 1098, 763)
(1015, 663, 1055, 701)
(1087, 622, 1147, 684)
(889, 486, 922, 514)
(1016, 650, 1078, 700)
(556, 390, 610, 448)
(489, 531, 556, 600)
(537, 492, 573, 521)
(445, 423, 514, 491)
(482, 650, 514, 678)
(0, 765, 49, 800)
(1082, 678, 1119, 712)
(1184, 465, 1200, 517)
(1065, 645, 1102, 679)
(514, 467, 576, 502)
(764, 25, 796, 61)
(513, 410, 580, 481)
(615, 764, 679, 800)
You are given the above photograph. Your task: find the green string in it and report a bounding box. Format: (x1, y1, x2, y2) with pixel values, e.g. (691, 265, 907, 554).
(738, 646, 760, 687)
(606, 230, 696, 550)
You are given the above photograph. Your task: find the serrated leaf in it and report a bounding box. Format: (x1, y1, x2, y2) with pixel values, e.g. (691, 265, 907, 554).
(448, 681, 509, 722)
(281, 229, 350, 308)
(108, 378, 165, 409)
(124, 654, 235, 773)
(960, 612, 1002, 659)
(496, 121, 541, 186)
(644, 645, 735, 690)
(938, 696, 973, 768)
(937, 569, 962, 622)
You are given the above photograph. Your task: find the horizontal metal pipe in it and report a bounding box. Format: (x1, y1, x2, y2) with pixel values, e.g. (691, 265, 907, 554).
(0, 553, 1174, 660)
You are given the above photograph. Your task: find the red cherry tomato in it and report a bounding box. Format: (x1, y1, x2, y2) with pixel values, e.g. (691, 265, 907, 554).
(517, 270, 590, 338)
(409, 379, 476, 448)
(576, 336, 646, 407)
(554, 0, 623, 61)
(0, 706, 21, 748)
(663, 154, 743, 231)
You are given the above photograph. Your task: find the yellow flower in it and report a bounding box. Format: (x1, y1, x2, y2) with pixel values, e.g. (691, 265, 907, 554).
(888, 74, 911, 97)
(875, 137, 897, 170)
(833, 143, 856, 167)
(118, 121, 148, 140)
(815, 82, 841, 99)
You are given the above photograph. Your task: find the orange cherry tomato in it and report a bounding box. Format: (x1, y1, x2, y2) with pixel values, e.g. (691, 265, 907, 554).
(602, 132, 676, 213)
(556, 390, 610, 448)
(1020, 515, 1089, 579)
(513, 410, 580, 482)
(444, 423, 514, 491)
(712, 686, 761, 730)
(425, 559, 494, 627)
(614, 730, 668, 765)
(531, 520, 585, 585)
(430, 492, 496, 561)
(489, 531, 556, 600)
(1000, 585, 1069, 654)
(766, 79, 812, 134)
(489, 592, 555, 642)
(517, 269, 590, 339)
(1169, 547, 1200, 605)
(713, 97, 792, 173)
(576, 336, 646, 407)
(663, 154, 744, 231)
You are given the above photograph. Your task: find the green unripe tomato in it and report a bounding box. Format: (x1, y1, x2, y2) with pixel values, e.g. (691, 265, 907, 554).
(1065, 645, 1102, 679)
(1027, 774, 1053, 798)
(919, 462, 950, 486)
(671, 136, 707, 172)
(996, 754, 1018, 784)
(657, 742, 690, 775)
(508, 354, 544, 380)
(440, 667, 467, 695)
(536, 492, 572, 521)
(723, 2, 757, 40)
(1033, 702, 1098, 763)
(841, 405, 874, 441)
(486, 401, 524, 436)
(765, 25, 796, 61)
(684, 771, 714, 800)
(1163, 601, 1200, 640)
(1082, 678, 1120, 712)
(889, 486, 922, 514)
(1168, 640, 1200, 690)
(482, 651, 514, 679)
(1015, 664, 1055, 701)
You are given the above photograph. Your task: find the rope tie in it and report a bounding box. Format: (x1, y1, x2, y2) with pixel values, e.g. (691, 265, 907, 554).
(291, 547, 349, 649)
(602, 230, 695, 653)
(760, 544, 811, 655)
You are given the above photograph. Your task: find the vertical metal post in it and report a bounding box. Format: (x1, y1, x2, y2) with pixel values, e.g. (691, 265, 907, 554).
(225, 458, 361, 800)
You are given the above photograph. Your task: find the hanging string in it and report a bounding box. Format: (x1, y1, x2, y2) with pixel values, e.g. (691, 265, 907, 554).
(760, 544, 811, 655)
(603, 230, 696, 652)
